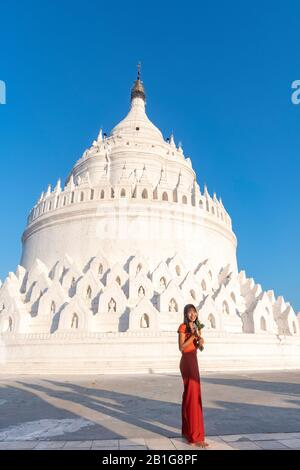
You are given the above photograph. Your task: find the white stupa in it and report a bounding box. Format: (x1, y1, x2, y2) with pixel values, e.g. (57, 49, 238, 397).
(0, 67, 299, 373)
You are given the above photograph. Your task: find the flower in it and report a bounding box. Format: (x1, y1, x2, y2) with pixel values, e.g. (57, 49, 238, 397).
(194, 318, 205, 351)
(195, 318, 205, 330)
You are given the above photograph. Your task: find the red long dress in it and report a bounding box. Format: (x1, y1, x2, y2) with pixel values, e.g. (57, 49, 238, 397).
(177, 323, 205, 444)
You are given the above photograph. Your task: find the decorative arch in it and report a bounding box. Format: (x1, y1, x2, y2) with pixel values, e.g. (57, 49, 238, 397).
(71, 313, 79, 329)
(86, 285, 92, 300)
(190, 289, 196, 300)
(142, 189, 148, 199)
(136, 263, 142, 275)
(182, 195, 188, 204)
(100, 190, 105, 199)
(222, 301, 230, 315)
(120, 188, 126, 197)
(160, 277, 167, 288)
(260, 316, 267, 331)
(138, 285, 145, 297)
(208, 314, 216, 329)
(140, 314, 150, 328)
(80, 192, 84, 202)
(50, 301, 56, 315)
(162, 192, 168, 201)
(108, 298, 116, 313)
(169, 298, 178, 312)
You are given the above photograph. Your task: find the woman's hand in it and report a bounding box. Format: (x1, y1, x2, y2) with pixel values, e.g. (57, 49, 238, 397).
(193, 330, 202, 340)
(196, 336, 205, 351)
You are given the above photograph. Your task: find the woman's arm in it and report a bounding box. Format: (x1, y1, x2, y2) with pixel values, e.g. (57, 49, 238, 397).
(178, 332, 198, 352)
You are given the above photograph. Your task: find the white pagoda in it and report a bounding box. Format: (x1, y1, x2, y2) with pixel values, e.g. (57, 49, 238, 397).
(0, 67, 299, 373)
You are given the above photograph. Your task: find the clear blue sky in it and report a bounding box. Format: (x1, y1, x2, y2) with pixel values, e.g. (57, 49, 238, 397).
(0, 0, 299, 311)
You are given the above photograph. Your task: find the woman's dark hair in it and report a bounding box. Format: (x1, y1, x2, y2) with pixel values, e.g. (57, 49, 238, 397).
(183, 304, 198, 332)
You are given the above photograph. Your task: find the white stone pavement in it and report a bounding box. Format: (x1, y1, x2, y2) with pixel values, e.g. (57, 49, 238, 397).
(1, 433, 300, 450)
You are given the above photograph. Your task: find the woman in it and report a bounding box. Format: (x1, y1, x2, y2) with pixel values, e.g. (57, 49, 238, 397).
(177, 304, 208, 448)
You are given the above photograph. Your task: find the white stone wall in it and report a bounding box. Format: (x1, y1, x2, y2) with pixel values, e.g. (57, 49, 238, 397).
(0, 254, 299, 339)
(21, 199, 237, 275)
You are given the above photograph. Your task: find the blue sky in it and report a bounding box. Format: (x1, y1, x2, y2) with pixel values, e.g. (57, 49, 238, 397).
(0, 0, 299, 311)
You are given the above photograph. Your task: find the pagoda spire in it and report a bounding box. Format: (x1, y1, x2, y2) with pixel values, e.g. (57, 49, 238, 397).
(97, 128, 103, 142)
(131, 62, 146, 104)
(170, 133, 176, 148)
(54, 178, 62, 193)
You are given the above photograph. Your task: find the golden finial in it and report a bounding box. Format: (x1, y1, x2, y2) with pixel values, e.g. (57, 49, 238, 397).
(131, 62, 146, 103)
